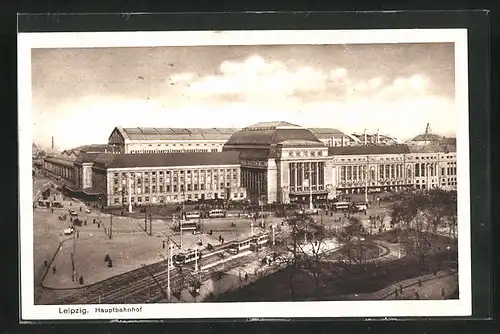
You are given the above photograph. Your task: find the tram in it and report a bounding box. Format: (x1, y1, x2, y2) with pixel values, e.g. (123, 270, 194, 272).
(185, 211, 201, 220)
(208, 209, 226, 218)
(173, 250, 202, 266)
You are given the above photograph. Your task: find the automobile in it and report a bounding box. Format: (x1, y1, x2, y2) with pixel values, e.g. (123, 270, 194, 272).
(354, 203, 368, 211)
(64, 226, 74, 235)
(298, 208, 319, 215)
(69, 210, 78, 216)
(85, 208, 91, 213)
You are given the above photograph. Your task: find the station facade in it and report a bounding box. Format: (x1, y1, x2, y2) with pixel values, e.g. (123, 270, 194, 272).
(40, 121, 457, 207)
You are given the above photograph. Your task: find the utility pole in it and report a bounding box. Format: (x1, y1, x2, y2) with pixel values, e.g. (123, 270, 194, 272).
(272, 224, 275, 246)
(365, 155, 369, 204)
(128, 174, 132, 213)
(194, 247, 198, 272)
(144, 211, 147, 232)
(167, 241, 171, 301)
(149, 213, 153, 236)
(72, 230, 77, 282)
(260, 195, 264, 228)
(305, 167, 314, 210)
(109, 213, 113, 239)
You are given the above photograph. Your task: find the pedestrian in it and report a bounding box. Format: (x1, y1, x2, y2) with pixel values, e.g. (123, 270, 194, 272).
(79, 276, 84, 285)
(162, 241, 165, 249)
(76, 230, 80, 238)
(245, 272, 248, 282)
(221, 237, 225, 243)
(441, 288, 445, 298)
(84, 220, 87, 226)
(43, 260, 48, 267)
(418, 279, 422, 287)
(415, 292, 420, 300)
(51, 208, 54, 213)
(80, 207, 82, 212)
(52, 266, 56, 274)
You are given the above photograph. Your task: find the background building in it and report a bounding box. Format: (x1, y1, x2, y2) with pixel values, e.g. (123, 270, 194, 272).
(107, 127, 239, 154)
(93, 152, 246, 207)
(351, 129, 401, 146)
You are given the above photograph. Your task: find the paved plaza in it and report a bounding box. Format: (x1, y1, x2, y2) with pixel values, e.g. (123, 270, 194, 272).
(33, 184, 270, 290)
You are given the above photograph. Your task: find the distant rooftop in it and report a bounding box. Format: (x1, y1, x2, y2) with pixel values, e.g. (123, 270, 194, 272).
(94, 151, 241, 169)
(112, 127, 240, 142)
(328, 144, 411, 156)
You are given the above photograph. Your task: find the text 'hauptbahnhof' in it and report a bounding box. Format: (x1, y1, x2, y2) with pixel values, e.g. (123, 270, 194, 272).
(35, 122, 457, 207)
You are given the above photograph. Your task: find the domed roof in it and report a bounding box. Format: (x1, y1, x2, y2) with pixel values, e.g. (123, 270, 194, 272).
(224, 121, 323, 147)
(410, 123, 442, 143)
(411, 133, 442, 142)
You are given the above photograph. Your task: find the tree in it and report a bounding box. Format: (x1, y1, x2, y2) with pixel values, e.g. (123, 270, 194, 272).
(390, 189, 457, 269)
(270, 212, 334, 301)
(335, 217, 366, 266)
(294, 218, 334, 300)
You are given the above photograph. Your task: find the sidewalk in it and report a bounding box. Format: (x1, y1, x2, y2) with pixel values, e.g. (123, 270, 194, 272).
(342, 270, 457, 300)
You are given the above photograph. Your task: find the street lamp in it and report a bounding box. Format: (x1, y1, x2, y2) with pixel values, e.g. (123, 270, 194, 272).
(304, 168, 314, 210)
(363, 159, 369, 204)
(425, 163, 430, 190)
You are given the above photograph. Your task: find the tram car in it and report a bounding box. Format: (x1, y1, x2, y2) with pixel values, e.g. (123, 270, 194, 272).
(172, 250, 202, 266)
(229, 238, 253, 254)
(208, 209, 227, 218)
(253, 233, 270, 247)
(250, 233, 270, 251)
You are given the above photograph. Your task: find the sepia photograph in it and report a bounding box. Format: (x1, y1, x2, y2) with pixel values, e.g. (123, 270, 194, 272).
(18, 29, 471, 320)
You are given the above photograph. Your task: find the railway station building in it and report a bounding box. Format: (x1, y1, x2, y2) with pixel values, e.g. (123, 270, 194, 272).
(39, 122, 456, 207)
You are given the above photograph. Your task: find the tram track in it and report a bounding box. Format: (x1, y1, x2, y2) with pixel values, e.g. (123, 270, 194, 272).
(53, 247, 263, 304)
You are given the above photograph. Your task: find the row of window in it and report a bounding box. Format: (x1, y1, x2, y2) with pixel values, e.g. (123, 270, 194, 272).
(112, 181, 237, 195)
(288, 151, 325, 158)
(113, 173, 237, 183)
(338, 155, 456, 163)
(113, 169, 238, 178)
(145, 143, 223, 147)
(339, 164, 408, 181)
(113, 176, 237, 186)
(130, 149, 214, 153)
(112, 192, 245, 204)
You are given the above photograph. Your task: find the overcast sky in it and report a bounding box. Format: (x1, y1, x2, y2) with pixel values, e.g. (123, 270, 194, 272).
(31, 43, 456, 149)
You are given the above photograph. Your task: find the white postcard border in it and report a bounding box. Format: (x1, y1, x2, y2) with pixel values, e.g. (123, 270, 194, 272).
(18, 28, 471, 320)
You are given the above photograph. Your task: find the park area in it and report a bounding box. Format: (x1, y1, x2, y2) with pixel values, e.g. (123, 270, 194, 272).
(208, 238, 458, 302)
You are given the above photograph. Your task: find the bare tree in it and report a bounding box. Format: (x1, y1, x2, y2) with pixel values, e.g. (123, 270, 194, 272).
(294, 218, 335, 300)
(390, 190, 457, 269)
(334, 217, 365, 266)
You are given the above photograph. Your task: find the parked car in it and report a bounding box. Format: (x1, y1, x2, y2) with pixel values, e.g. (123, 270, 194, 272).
(69, 210, 78, 216)
(64, 226, 74, 235)
(85, 208, 91, 213)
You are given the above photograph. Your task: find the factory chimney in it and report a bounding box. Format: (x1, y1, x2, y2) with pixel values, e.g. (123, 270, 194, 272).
(363, 129, 367, 145)
(51, 136, 54, 149)
(376, 129, 380, 145)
